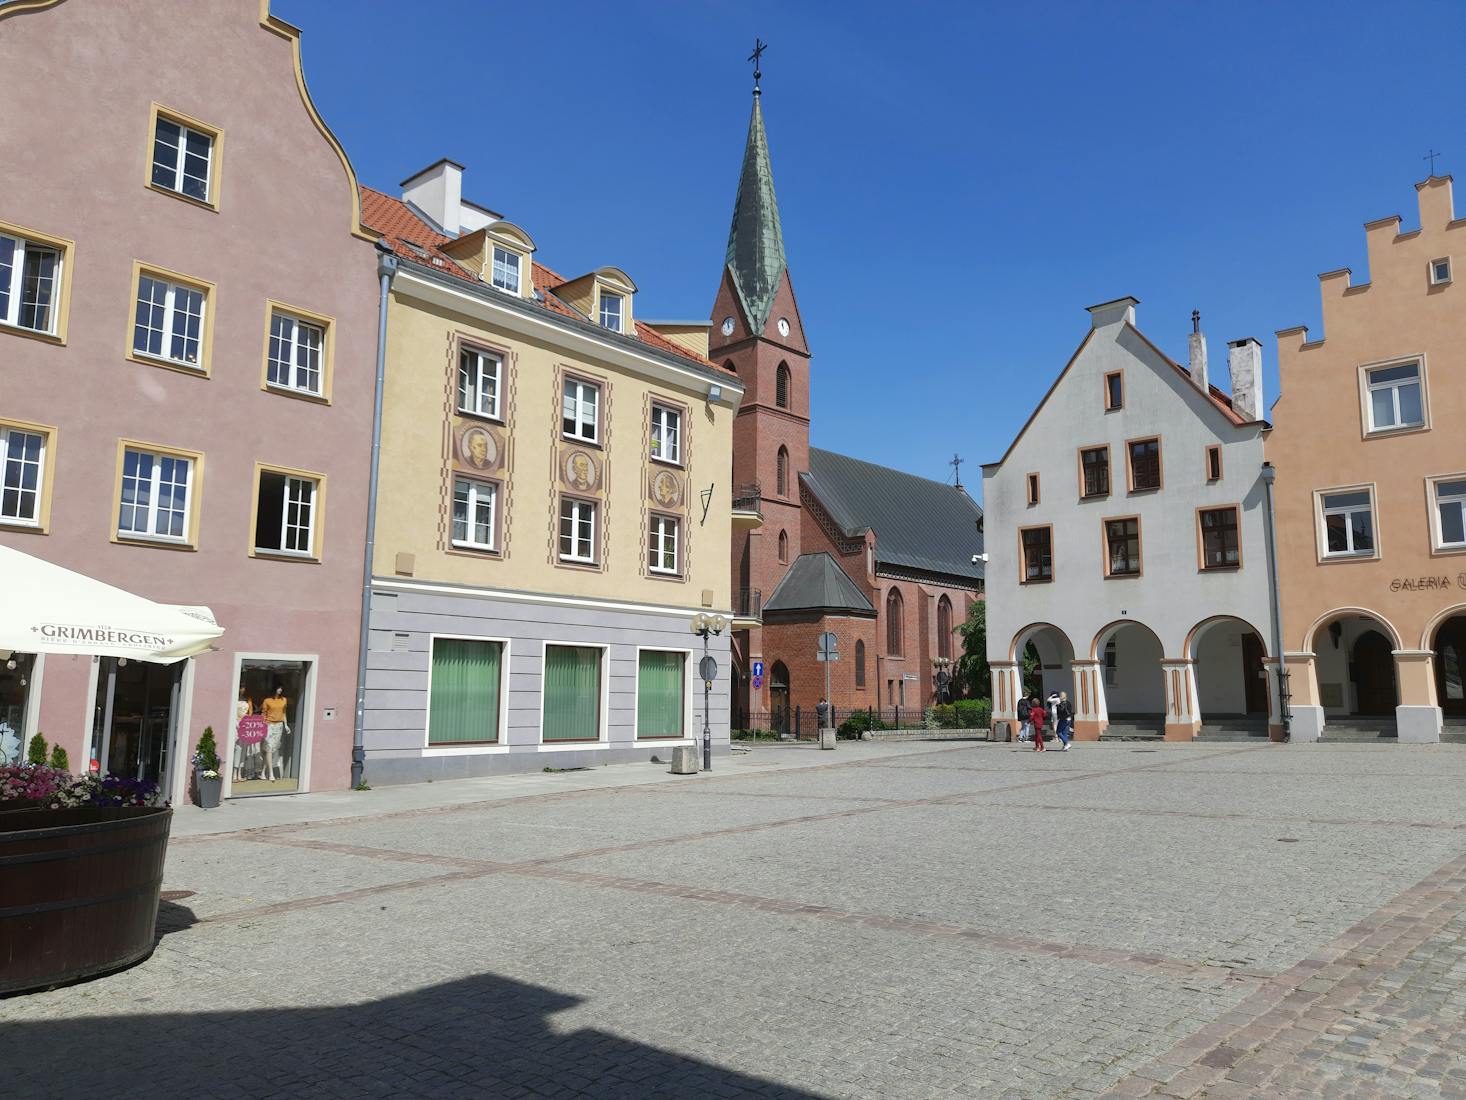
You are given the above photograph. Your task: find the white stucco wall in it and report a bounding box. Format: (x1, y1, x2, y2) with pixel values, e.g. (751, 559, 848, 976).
(983, 300, 1273, 717)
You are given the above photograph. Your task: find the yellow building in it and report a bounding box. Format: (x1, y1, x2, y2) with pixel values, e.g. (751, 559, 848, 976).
(359, 162, 744, 781)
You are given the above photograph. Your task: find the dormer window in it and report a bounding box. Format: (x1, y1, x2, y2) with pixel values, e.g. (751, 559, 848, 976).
(491, 246, 521, 295)
(1431, 257, 1452, 286)
(599, 292, 624, 333)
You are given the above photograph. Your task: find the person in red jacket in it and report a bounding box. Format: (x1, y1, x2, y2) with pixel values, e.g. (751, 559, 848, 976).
(1028, 695, 1047, 752)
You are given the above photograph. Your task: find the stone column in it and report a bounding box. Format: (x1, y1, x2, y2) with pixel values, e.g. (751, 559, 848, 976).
(1161, 659, 1201, 741)
(1394, 649, 1442, 743)
(1069, 659, 1107, 740)
(990, 662, 1022, 740)
(1285, 652, 1323, 742)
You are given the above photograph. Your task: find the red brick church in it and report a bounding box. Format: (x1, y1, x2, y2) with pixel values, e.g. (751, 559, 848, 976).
(708, 86, 985, 727)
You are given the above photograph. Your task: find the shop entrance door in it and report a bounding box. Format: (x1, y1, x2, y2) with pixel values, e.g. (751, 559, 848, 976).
(92, 658, 182, 787)
(1351, 631, 1397, 716)
(1434, 616, 1466, 718)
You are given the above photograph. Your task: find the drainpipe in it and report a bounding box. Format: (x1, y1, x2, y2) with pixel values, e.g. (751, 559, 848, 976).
(1260, 462, 1291, 741)
(352, 240, 398, 790)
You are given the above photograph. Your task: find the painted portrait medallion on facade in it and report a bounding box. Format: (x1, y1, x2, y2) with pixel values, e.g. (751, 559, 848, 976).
(562, 449, 599, 493)
(456, 424, 502, 472)
(650, 469, 683, 509)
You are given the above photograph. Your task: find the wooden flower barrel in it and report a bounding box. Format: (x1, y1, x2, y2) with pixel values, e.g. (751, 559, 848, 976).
(0, 806, 171, 994)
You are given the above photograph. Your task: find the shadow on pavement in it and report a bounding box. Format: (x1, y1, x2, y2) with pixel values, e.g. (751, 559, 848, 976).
(2, 971, 833, 1099)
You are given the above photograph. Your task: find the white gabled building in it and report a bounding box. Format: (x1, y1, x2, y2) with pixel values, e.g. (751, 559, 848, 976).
(982, 297, 1281, 741)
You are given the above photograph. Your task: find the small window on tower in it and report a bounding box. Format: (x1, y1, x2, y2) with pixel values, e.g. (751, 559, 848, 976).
(1430, 257, 1452, 286)
(1104, 372, 1124, 410)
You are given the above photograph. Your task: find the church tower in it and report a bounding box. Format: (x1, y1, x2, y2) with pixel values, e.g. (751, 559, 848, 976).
(709, 76, 811, 721)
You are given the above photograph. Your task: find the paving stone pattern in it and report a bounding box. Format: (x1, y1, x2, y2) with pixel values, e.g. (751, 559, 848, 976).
(3, 741, 1465, 1098)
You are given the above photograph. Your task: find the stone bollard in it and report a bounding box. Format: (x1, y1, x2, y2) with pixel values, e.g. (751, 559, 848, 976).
(819, 727, 836, 750)
(670, 745, 699, 774)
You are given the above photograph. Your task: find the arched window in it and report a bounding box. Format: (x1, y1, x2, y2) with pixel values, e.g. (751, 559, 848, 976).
(776, 363, 791, 409)
(937, 596, 954, 661)
(776, 446, 789, 497)
(778, 529, 789, 563)
(886, 588, 904, 655)
(855, 639, 866, 687)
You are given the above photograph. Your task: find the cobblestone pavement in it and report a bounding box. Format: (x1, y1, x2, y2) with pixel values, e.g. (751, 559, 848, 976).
(4, 741, 1465, 1098)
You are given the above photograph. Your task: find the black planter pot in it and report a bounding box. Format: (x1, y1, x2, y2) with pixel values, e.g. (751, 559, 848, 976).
(195, 770, 222, 809)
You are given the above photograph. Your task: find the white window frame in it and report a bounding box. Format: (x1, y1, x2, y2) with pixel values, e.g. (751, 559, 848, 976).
(452, 477, 498, 551)
(0, 424, 46, 527)
(561, 378, 600, 443)
(1428, 474, 1466, 552)
(0, 231, 62, 335)
(537, 639, 611, 751)
(598, 291, 624, 333)
(150, 114, 214, 202)
(1430, 257, 1452, 286)
(133, 272, 206, 368)
(255, 470, 319, 558)
(457, 347, 502, 420)
(490, 246, 521, 295)
(558, 497, 597, 563)
(650, 403, 682, 464)
(633, 646, 694, 744)
(648, 514, 680, 575)
(422, 633, 512, 757)
(1315, 484, 1379, 561)
(1360, 357, 1427, 435)
(267, 310, 325, 397)
(118, 446, 194, 544)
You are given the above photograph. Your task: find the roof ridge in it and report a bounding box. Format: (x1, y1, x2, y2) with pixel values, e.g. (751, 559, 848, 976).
(809, 446, 971, 494)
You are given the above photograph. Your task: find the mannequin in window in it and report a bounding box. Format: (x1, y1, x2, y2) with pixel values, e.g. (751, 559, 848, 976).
(260, 684, 290, 782)
(233, 685, 256, 782)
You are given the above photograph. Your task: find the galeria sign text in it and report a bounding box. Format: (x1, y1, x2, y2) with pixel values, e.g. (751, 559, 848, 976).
(1389, 574, 1466, 592)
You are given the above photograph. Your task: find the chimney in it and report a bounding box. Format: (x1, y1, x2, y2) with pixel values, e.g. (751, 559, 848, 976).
(400, 159, 465, 236)
(1227, 338, 1264, 421)
(1187, 310, 1209, 395)
(1086, 295, 1138, 329)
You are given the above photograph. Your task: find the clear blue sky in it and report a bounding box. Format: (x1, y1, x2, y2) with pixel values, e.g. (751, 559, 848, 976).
(280, 0, 1465, 493)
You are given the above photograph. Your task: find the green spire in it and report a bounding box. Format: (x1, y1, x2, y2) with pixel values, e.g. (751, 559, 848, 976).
(725, 97, 787, 334)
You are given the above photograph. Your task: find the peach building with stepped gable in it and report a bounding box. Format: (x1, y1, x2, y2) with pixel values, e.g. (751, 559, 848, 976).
(0, 0, 378, 801)
(1270, 176, 1466, 744)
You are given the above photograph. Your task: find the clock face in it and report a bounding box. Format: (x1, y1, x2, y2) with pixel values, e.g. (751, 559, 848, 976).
(721, 316, 735, 336)
(777, 317, 790, 337)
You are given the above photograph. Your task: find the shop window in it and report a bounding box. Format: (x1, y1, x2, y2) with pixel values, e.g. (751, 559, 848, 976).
(543, 645, 602, 742)
(231, 660, 310, 795)
(429, 638, 503, 745)
(254, 468, 321, 558)
(636, 650, 685, 739)
(0, 653, 36, 761)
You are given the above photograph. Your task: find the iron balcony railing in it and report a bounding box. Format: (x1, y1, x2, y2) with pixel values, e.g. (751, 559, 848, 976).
(732, 482, 762, 516)
(733, 587, 762, 621)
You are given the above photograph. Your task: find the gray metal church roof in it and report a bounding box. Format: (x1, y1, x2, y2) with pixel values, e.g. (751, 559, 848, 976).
(763, 553, 877, 616)
(803, 449, 985, 583)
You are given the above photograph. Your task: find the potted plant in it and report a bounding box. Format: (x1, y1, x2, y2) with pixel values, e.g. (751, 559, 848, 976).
(192, 726, 222, 810)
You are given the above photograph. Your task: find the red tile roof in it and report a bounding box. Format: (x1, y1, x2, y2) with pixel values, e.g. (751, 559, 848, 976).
(361, 187, 728, 374)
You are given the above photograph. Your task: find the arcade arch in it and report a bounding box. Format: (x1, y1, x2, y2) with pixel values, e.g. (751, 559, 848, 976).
(1091, 620, 1165, 718)
(1309, 611, 1399, 717)
(1011, 623, 1074, 701)
(1186, 616, 1269, 719)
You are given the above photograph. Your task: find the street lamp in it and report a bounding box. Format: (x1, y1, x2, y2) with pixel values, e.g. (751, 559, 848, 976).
(932, 656, 953, 703)
(689, 612, 727, 771)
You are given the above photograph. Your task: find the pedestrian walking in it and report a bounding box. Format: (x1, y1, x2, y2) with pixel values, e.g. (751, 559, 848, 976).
(1029, 695, 1047, 752)
(1016, 695, 1032, 742)
(1056, 691, 1074, 750)
(1045, 689, 1061, 737)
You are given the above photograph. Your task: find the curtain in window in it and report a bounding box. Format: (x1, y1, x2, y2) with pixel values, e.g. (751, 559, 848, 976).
(428, 639, 501, 744)
(637, 651, 684, 738)
(544, 645, 600, 741)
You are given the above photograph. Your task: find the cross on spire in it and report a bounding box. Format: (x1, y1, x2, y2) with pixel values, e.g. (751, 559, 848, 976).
(950, 453, 964, 489)
(748, 37, 767, 96)
(1425, 148, 1442, 176)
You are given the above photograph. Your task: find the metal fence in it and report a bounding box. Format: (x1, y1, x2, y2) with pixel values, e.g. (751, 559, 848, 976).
(731, 705, 941, 740)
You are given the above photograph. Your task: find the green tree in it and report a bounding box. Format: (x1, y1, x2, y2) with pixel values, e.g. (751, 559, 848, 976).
(26, 732, 48, 766)
(955, 602, 1039, 701)
(48, 744, 69, 772)
(194, 726, 221, 773)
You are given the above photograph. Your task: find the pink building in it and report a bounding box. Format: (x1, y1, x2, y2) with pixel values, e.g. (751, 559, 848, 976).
(0, 0, 378, 801)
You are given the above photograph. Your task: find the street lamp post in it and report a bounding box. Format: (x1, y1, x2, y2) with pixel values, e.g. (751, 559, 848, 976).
(690, 612, 727, 771)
